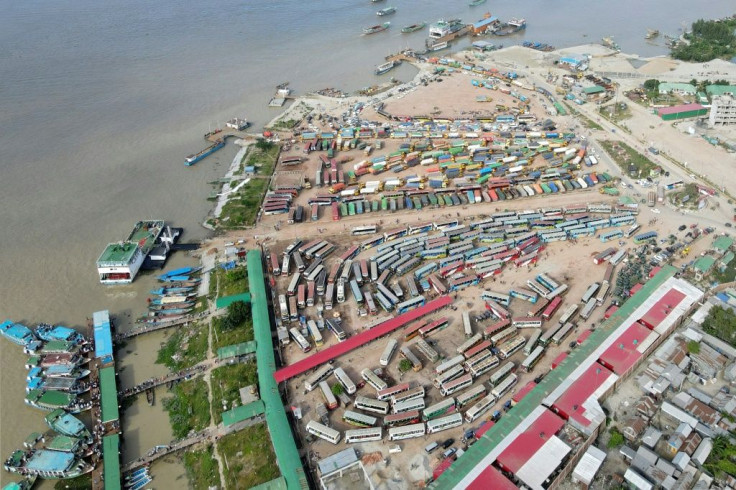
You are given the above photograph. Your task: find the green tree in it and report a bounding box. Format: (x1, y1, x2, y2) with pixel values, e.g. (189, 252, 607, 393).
(686, 340, 700, 354)
(399, 359, 413, 372)
(255, 138, 274, 151)
(643, 79, 660, 92)
(331, 383, 344, 396)
(222, 300, 250, 331)
(607, 428, 624, 448)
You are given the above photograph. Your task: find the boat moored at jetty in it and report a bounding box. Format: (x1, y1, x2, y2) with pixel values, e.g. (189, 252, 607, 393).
(45, 409, 93, 443)
(25, 389, 92, 413)
(429, 19, 464, 39)
(493, 18, 526, 36)
(35, 324, 86, 346)
(401, 22, 426, 33)
(185, 138, 225, 166)
(4, 448, 93, 479)
(0, 321, 37, 347)
(25, 352, 87, 370)
(375, 60, 401, 75)
(157, 266, 202, 281)
(376, 6, 396, 16)
(150, 286, 195, 296)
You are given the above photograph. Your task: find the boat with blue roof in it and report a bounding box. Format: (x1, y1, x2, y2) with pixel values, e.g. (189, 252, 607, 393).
(27, 365, 91, 380)
(150, 285, 195, 296)
(0, 321, 37, 347)
(45, 409, 93, 443)
(157, 266, 201, 281)
(34, 324, 86, 345)
(4, 448, 93, 479)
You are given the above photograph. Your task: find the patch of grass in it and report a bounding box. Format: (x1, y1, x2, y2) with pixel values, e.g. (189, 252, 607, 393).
(162, 378, 211, 439)
(216, 265, 249, 298)
(687, 340, 701, 354)
(212, 315, 254, 352)
(211, 361, 258, 424)
(669, 183, 700, 209)
(156, 321, 208, 371)
(269, 118, 299, 131)
(607, 427, 624, 448)
(218, 178, 269, 229)
(182, 444, 221, 489)
(217, 423, 280, 489)
(600, 140, 658, 178)
(245, 142, 280, 177)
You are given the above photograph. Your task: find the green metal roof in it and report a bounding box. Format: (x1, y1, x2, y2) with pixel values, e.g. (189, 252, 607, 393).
(215, 292, 252, 310)
(99, 367, 120, 423)
(583, 85, 605, 94)
(46, 435, 80, 452)
(693, 256, 716, 273)
(102, 434, 121, 490)
(433, 265, 677, 488)
(247, 250, 308, 489)
(222, 400, 265, 427)
(250, 476, 288, 490)
(706, 85, 736, 97)
(217, 341, 257, 360)
(97, 242, 140, 266)
(713, 236, 734, 252)
(721, 251, 734, 266)
(659, 82, 696, 94)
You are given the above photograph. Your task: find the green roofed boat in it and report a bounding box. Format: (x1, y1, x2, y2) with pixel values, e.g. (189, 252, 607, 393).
(25, 389, 92, 413)
(45, 409, 93, 443)
(402, 22, 426, 33)
(469, 0, 486, 5)
(363, 22, 390, 34)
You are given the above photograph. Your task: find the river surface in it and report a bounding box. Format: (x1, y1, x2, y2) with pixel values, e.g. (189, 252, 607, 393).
(1, 0, 733, 487)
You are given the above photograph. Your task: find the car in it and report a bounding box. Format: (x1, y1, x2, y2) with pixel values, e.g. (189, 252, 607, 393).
(442, 448, 457, 460)
(441, 438, 455, 449)
(678, 225, 687, 231)
(569, 340, 579, 349)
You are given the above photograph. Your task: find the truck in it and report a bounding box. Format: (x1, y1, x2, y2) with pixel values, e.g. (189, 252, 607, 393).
(647, 191, 656, 207)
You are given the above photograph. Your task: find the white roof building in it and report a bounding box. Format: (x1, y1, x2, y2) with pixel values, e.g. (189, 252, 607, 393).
(572, 445, 607, 486)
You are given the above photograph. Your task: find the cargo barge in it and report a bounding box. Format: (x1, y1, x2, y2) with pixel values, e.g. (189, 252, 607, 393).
(185, 139, 225, 166)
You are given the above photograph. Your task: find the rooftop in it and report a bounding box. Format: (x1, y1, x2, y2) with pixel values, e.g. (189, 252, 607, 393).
(658, 82, 696, 93)
(99, 366, 119, 423)
(25, 449, 76, 472)
(713, 235, 734, 252)
(318, 448, 359, 476)
(706, 85, 736, 97)
(693, 256, 716, 273)
(549, 362, 617, 433)
(657, 103, 706, 115)
(598, 322, 657, 374)
(97, 242, 140, 266)
(583, 86, 606, 94)
(93, 310, 113, 363)
(217, 341, 257, 360)
(103, 434, 121, 490)
(222, 400, 265, 427)
(215, 292, 252, 310)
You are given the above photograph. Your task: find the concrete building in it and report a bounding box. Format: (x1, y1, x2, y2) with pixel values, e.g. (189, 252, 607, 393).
(709, 95, 736, 127)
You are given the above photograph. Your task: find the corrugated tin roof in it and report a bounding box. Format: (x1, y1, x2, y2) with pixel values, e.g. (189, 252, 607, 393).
(496, 408, 566, 473)
(599, 322, 656, 374)
(572, 445, 606, 485)
(693, 256, 716, 273)
(549, 362, 617, 432)
(639, 289, 687, 329)
(318, 448, 359, 475)
(221, 400, 265, 427)
(99, 366, 119, 424)
(273, 296, 452, 382)
(215, 292, 251, 310)
(466, 465, 517, 489)
(516, 435, 571, 489)
(217, 341, 256, 360)
(713, 236, 734, 252)
(657, 103, 706, 116)
(93, 310, 113, 363)
(249, 477, 287, 490)
(102, 434, 121, 490)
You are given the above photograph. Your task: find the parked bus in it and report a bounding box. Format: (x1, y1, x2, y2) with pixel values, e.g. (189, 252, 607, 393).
(287, 273, 300, 297)
(457, 333, 483, 356)
(520, 346, 545, 373)
(393, 397, 426, 414)
(334, 367, 356, 395)
(542, 297, 563, 320)
(354, 395, 390, 415)
(498, 336, 526, 359)
(490, 326, 518, 347)
(344, 427, 383, 444)
(490, 362, 515, 387)
(511, 317, 543, 329)
(510, 288, 538, 304)
(419, 317, 450, 338)
(481, 290, 511, 306)
(384, 410, 421, 428)
(319, 381, 338, 410)
(391, 386, 425, 406)
(523, 329, 543, 355)
(279, 295, 290, 321)
(423, 398, 457, 420)
(491, 373, 518, 399)
(624, 223, 641, 238)
(465, 394, 497, 424)
(361, 368, 388, 391)
(400, 346, 423, 372)
(426, 413, 463, 434)
(469, 355, 500, 377)
(396, 296, 426, 314)
(352, 225, 378, 236)
(289, 327, 311, 353)
(380, 339, 398, 367)
(462, 312, 473, 338)
(440, 373, 473, 397)
(581, 283, 600, 303)
(388, 423, 426, 441)
(433, 364, 465, 389)
(558, 304, 578, 325)
(464, 349, 494, 372)
(305, 365, 334, 392)
(456, 384, 487, 408)
(325, 318, 347, 342)
(435, 355, 466, 376)
(306, 420, 341, 444)
(377, 383, 410, 402)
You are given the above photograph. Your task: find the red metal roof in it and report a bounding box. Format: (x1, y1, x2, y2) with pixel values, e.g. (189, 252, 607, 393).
(639, 289, 686, 329)
(433, 457, 456, 480)
(657, 103, 705, 115)
(273, 296, 453, 383)
(576, 329, 593, 345)
(598, 322, 652, 374)
(496, 409, 566, 473)
(550, 363, 614, 429)
(474, 420, 495, 439)
(551, 351, 568, 369)
(629, 283, 643, 296)
(512, 380, 537, 404)
(467, 465, 517, 490)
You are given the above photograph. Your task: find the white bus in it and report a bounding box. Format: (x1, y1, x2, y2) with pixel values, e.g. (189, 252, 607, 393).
(279, 295, 290, 321)
(306, 420, 341, 444)
(377, 383, 410, 402)
(581, 283, 600, 304)
(481, 290, 511, 306)
(393, 397, 426, 414)
(343, 410, 378, 427)
(463, 349, 494, 372)
(490, 362, 515, 387)
(388, 423, 426, 441)
(523, 329, 543, 355)
(558, 304, 578, 325)
(624, 223, 641, 238)
(511, 317, 543, 329)
(380, 339, 398, 367)
(352, 225, 378, 236)
(456, 384, 487, 408)
(521, 345, 545, 372)
(354, 395, 390, 415)
(305, 365, 334, 392)
(457, 333, 483, 356)
(433, 365, 465, 389)
(469, 356, 500, 378)
(498, 336, 527, 360)
(462, 312, 473, 338)
(440, 373, 473, 397)
(289, 328, 311, 353)
(334, 367, 356, 395)
(361, 368, 388, 392)
(345, 427, 383, 443)
(435, 355, 466, 375)
(423, 398, 456, 420)
(491, 373, 518, 399)
(465, 394, 497, 424)
(426, 413, 463, 434)
(391, 386, 425, 406)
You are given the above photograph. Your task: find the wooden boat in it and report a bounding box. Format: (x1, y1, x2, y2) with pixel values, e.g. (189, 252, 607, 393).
(363, 22, 390, 34)
(469, 0, 486, 6)
(145, 388, 154, 406)
(401, 22, 426, 33)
